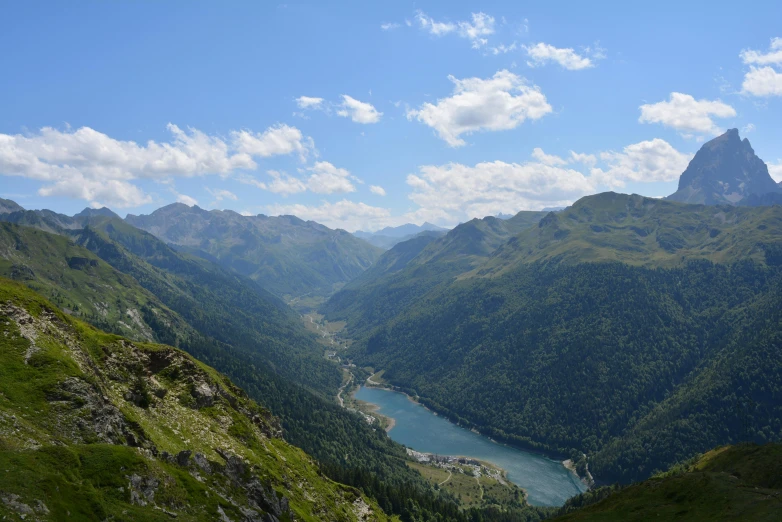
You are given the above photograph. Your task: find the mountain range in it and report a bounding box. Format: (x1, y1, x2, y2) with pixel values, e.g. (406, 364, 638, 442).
(2, 126, 782, 520)
(125, 203, 382, 301)
(354, 222, 449, 250)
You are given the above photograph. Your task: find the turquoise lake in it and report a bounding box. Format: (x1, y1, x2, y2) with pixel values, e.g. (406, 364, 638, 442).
(354, 386, 587, 507)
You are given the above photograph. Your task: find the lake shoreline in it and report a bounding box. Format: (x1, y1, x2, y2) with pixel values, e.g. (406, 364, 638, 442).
(362, 376, 582, 473)
(356, 384, 588, 507)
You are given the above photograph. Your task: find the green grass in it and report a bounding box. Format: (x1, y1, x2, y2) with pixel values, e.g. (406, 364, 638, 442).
(0, 277, 394, 521)
(554, 444, 782, 521)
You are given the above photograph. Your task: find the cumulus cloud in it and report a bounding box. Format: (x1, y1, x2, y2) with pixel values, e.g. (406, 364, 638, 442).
(524, 43, 594, 70)
(295, 96, 324, 109)
(406, 70, 552, 147)
(415, 10, 495, 48)
(531, 147, 568, 166)
(266, 199, 391, 232)
(306, 161, 357, 193)
(231, 124, 314, 160)
(741, 66, 782, 97)
(380, 22, 400, 31)
(740, 38, 782, 97)
(639, 93, 736, 135)
(240, 162, 357, 195)
(590, 139, 692, 188)
(369, 185, 387, 196)
(337, 95, 383, 124)
(406, 159, 594, 221)
(0, 123, 315, 207)
(569, 151, 598, 167)
(740, 37, 782, 65)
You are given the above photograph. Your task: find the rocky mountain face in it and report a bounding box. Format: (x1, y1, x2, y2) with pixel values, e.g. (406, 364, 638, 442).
(0, 278, 389, 521)
(667, 128, 781, 205)
(0, 198, 23, 214)
(126, 204, 382, 299)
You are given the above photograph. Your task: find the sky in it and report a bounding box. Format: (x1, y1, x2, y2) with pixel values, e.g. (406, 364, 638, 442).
(1, 1, 781, 232)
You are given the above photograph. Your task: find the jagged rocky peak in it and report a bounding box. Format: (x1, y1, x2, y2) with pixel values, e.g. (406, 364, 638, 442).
(667, 128, 780, 205)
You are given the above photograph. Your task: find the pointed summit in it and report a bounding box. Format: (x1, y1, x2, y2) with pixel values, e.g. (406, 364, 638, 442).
(667, 129, 780, 205)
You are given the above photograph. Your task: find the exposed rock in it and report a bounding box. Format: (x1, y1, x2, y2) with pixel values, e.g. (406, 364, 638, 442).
(128, 473, 160, 506)
(668, 128, 781, 205)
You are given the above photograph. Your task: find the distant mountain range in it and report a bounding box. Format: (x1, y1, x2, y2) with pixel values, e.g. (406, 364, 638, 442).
(354, 222, 449, 250)
(124, 203, 382, 299)
(667, 128, 781, 205)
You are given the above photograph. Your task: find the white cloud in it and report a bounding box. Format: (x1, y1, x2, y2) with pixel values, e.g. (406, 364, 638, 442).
(639, 92, 736, 135)
(590, 139, 692, 188)
(739, 38, 782, 97)
(295, 96, 324, 109)
(38, 177, 152, 208)
(531, 147, 568, 166)
(458, 12, 495, 48)
(740, 37, 782, 65)
(207, 188, 238, 202)
(415, 10, 456, 36)
(369, 185, 387, 196)
(768, 161, 782, 183)
(231, 124, 314, 160)
(569, 151, 598, 167)
(524, 43, 594, 70)
(489, 42, 517, 55)
(742, 123, 756, 134)
(337, 95, 383, 124)
(406, 70, 552, 147)
(0, 123, 316, 208)
(176, 193, 198, 206)
(406, 159, 594, 222)
(240, 162, 357, 195)
(381, 22, 400, 31)
(266, 199, 391, 232)
(306, 161, 356, 194)
(415, 10, 495, 48)
(741, 66, 782, 97)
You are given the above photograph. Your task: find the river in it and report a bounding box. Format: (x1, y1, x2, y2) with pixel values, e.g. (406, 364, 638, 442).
(354, 386, 587, 507)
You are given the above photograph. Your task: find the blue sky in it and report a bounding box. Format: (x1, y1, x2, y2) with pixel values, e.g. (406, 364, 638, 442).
(1, 1, 781, 231)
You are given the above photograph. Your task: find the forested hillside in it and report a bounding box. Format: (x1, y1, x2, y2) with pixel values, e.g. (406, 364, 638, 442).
(0, 209, 555, 521)
(324, 193, 782, 484)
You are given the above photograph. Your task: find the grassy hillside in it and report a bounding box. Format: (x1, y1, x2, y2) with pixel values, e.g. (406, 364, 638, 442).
(0, 278, 392, 521)
(553, 444, 782, 521)
(478, 192, 782, 274)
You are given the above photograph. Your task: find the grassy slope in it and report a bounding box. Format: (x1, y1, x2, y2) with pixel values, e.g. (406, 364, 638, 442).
(477, 192, 782, 274)
(0, 278, 392, 521)
(553, 444, 782, 521)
